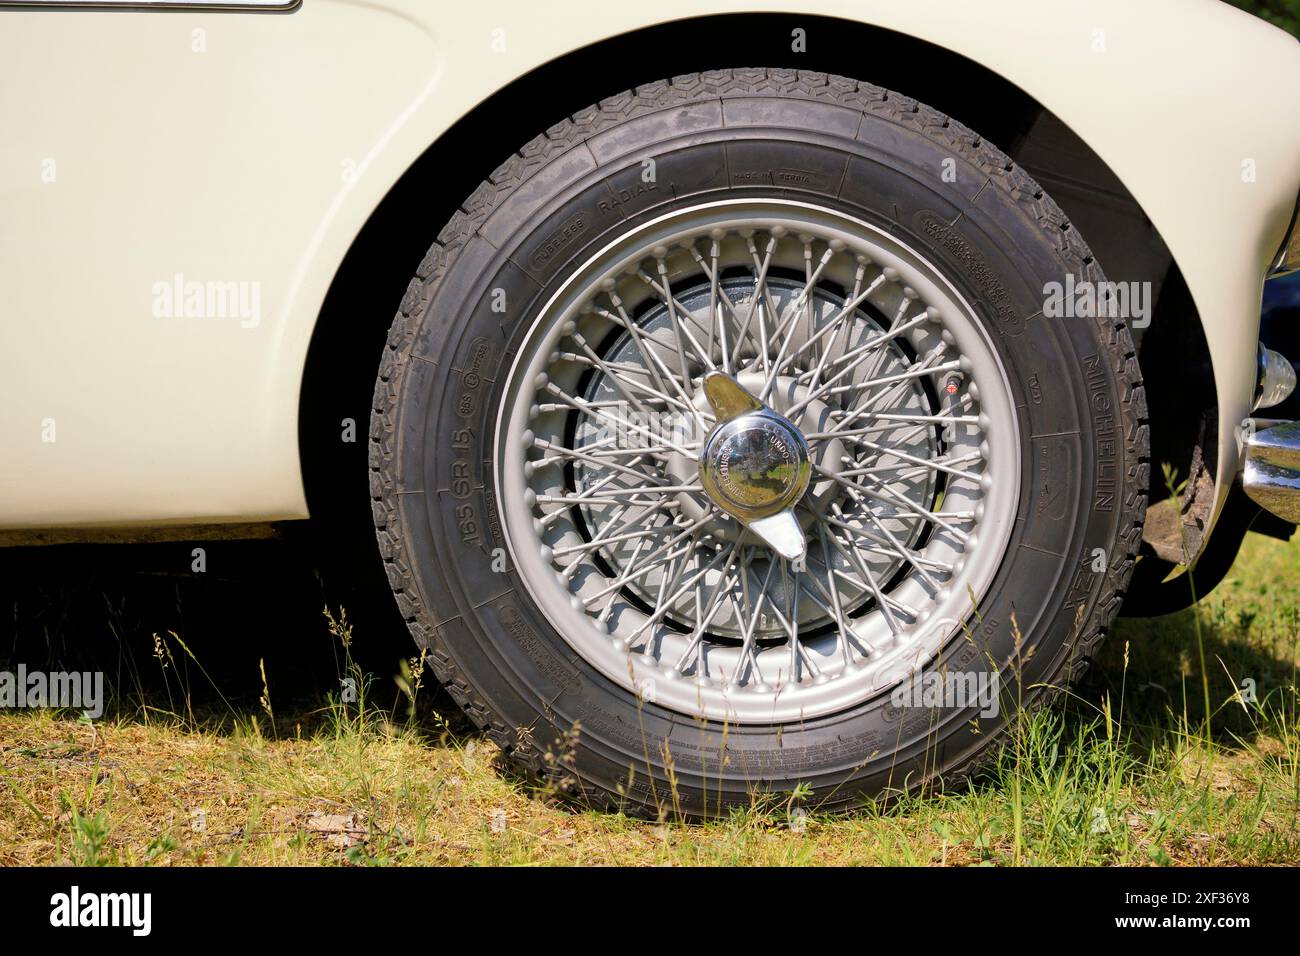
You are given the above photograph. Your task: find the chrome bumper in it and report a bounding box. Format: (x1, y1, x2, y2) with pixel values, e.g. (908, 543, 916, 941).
(1244, 422, 1300, 522)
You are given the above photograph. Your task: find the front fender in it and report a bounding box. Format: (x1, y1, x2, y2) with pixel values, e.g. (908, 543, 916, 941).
(0, 0, 1296, 530)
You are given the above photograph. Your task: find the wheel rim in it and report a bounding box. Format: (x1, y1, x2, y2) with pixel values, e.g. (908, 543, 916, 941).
(495, 199, 1020, 724)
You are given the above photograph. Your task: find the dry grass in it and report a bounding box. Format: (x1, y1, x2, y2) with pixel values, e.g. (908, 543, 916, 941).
(2, 533, 1299, 866)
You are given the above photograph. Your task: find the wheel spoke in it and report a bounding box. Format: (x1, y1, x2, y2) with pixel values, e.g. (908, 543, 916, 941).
(506, 206, 1013, 722)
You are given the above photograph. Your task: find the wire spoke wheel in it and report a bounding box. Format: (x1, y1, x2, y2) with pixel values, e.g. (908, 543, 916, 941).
(497, 200, 1020, 723)
(377, 70, 1146, 814)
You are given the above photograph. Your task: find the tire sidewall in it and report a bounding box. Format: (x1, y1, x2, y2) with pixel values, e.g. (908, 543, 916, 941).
(391, 94, 1138, 807)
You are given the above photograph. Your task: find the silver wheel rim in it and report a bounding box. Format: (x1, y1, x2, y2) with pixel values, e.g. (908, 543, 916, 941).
(494, 199, 1020, 724)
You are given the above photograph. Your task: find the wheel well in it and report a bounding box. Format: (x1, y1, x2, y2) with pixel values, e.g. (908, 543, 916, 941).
(299, 11, 1213, 544)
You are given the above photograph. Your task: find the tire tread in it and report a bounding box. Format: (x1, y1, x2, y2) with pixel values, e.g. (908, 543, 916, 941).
(369, 69, 1149, 813)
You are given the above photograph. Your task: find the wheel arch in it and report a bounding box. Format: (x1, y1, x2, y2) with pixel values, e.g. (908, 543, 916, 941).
(298, 12, 1212, 556)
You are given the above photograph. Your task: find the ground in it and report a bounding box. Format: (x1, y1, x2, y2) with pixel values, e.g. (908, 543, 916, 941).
(0, 528, 1298, 866)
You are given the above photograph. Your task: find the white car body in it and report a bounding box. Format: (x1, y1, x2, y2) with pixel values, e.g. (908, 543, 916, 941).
(1, 0, 1297, 538)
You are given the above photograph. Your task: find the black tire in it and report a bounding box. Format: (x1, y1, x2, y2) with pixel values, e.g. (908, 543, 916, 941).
(370, 69, 1148, 816)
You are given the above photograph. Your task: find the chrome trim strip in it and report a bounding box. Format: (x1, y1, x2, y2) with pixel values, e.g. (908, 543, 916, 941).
(0, 0, 299, 11)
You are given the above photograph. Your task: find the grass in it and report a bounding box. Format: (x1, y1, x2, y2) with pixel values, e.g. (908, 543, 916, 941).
(1, 531, 1299, 866)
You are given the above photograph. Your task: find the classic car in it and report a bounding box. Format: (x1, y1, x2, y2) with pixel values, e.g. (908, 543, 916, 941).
(2, 0, 1298, 815)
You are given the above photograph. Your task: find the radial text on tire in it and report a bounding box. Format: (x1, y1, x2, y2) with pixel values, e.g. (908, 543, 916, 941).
(370, 69, 1148, 817)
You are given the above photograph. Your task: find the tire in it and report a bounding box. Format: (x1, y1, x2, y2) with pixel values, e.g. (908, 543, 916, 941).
(371, 69, 1148, 817)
